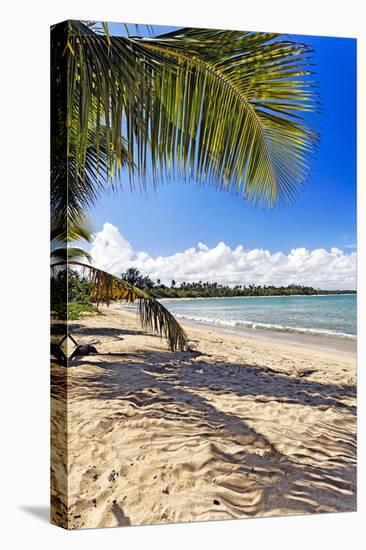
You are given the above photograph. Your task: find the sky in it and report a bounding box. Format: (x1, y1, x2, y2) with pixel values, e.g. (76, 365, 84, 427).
(88, 24, 357, 289)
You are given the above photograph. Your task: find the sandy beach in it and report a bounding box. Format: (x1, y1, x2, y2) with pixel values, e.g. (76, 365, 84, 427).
(51, 304, 356, 529)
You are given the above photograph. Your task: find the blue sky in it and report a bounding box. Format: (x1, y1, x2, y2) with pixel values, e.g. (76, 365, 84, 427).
(88, 25, 356, 288)
(90, 26, 356, 256)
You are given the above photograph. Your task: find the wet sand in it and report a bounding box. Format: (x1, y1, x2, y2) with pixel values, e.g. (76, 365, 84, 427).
(180, 317, 357, 356)
(51, 305, 357, 529)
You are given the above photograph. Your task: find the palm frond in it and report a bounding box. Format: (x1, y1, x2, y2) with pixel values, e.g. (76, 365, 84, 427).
(51, 212, 93, 243)
(135, 28, 319, 205)
(52, 21, 319, 214)
(51, 247, 92, 262)
(51, 260, 189, 351)
(51, 212, 93, 262)
(51, 124, 133, 220)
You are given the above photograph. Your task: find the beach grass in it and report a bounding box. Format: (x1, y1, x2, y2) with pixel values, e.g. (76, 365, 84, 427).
(52, 302, 101, 321)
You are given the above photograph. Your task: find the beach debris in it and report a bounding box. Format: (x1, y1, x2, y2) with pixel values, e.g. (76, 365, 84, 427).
(108, 470, 119, 482)
(298, 368, 316, 377)
(213, 499, 220, 506)
(70, 344, 98, 359)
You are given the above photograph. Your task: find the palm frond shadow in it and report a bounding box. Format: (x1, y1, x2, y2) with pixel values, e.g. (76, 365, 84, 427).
(70, 324, 153, 338)
(72, 353, 356, 412)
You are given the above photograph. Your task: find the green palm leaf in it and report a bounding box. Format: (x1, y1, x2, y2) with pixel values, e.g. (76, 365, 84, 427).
(50, 247, 92, 262)
(136, 28, 319, 205)
(51, 212, 93, 243)
(51, 21, 319, 215)
(51, 213, 93, 262)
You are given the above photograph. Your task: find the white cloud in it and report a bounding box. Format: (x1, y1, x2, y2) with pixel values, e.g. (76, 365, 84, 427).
(90, 223, 357, 290)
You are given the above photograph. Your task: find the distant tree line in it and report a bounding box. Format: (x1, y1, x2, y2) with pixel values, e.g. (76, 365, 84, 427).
(121, 267, 356, 299)
(51, 268, 356, 317)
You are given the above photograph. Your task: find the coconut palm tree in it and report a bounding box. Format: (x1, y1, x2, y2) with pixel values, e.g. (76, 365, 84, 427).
(51, 21, 318, 351)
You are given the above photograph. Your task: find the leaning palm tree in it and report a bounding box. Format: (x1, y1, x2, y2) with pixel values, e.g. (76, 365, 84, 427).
(51, 21, 318, 348)
(51, 216, 188, 351)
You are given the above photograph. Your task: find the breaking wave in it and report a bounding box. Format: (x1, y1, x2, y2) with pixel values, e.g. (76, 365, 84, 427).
(175, 314, 356, 340)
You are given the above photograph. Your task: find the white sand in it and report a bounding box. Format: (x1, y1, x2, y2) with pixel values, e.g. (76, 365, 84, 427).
(51, 305, 356, 529)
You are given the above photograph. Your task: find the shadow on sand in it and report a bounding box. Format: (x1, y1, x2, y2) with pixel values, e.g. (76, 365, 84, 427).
(51, 325, 357, 519)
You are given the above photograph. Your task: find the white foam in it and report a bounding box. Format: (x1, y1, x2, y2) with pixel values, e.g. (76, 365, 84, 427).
(175, 314, 356, 340)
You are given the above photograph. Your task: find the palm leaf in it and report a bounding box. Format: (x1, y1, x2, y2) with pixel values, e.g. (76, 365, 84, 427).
(51, 212, 93, 243)
(51, 260, 189, 351)
(52, 21, 319, 215)
(50, 247, 92, 262)
(51, 212, 93, 262)
(133, 28, 319, 205)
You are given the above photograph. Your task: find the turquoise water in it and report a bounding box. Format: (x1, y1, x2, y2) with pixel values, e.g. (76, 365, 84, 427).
(163, 294, 357, 338)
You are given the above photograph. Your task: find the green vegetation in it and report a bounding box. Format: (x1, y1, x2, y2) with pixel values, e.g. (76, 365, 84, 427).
(121, 267, 155, 291)
(51, 268, 91, 304)
(51, 269, 99, 320)
(52, 301, 101, 321)
(121, 268, 356, 299)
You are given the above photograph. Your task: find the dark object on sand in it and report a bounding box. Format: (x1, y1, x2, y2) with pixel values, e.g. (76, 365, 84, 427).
(50, 342, 67, 364)
(69, 344, 98, 360)
(51, 331, 98, 364)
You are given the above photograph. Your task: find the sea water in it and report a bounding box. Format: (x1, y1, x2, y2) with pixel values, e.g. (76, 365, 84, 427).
(162, 294, 356, 339)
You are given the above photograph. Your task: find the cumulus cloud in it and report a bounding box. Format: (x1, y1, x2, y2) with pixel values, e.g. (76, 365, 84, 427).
(90, 223, 357, 290)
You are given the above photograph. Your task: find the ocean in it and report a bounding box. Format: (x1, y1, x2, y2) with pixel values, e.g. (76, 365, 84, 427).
(162, 294, 357, 339)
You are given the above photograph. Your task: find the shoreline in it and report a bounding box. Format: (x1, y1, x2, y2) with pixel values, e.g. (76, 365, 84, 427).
(118, 304, 356, 357)
(178, 317, 357, 357)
